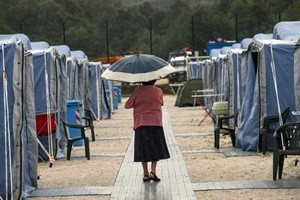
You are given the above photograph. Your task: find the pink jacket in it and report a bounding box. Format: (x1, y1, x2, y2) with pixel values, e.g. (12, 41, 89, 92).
(125, 85, 163, 130)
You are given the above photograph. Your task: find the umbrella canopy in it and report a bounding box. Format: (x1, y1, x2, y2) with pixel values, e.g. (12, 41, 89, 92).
(101, 54, 176, 83)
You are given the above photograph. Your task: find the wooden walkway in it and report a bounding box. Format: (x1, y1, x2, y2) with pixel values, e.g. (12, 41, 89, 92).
(110, 107, 196, 200)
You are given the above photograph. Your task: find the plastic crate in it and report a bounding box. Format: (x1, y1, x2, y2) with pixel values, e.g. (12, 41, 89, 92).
(36, 113, 56, 136)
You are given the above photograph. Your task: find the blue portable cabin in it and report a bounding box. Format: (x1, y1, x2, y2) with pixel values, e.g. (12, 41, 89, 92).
(48, 45, 69, 158)
(275, 21, 300, 118)
(88, 61, 111, 120)
(101, 64, 113, 119)
(253, 33, 273, 40)
(66, 56, 78, 100)
(88, 62, 102, 120)
(29, 47, 60, 162)
(211, 49, 224, 104)
(294, 40, 300, 115)
(238, 38, 253, 121)
(236, 39, 297, 151)
(187, 61, 204, 80)
(52, 45, 94, 155)
(218, 47, 231, 103)
(216, 53, 229, 102)
(52, 45, 81, 102)
(31, 41, 50, 50)
(231, 43, 241, 49)
(211, 41, 247, 107)
(0, 33, 32, 51)
(273, 21, 300, 41)
(207, 39, 252, 128)
(29, 44, 69, 159)
(29, 48, 59, 115)
(187, 61, 198, 80)
(200, 49, 221, 109)
(52, 45, 77, 101)
(0, 36, 38, 199)
(240, 38, 253, 50)
(226, 46, 249, 116)
(205, 40, 236, 56)
(52, 45, 73, 97)
(209, 40, 250, 118)
(70, 50, 90, 109)
(236, 21, 300, 151)
(52, 45, 71, 57)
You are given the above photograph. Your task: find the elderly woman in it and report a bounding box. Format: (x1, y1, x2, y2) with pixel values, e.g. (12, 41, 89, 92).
(125, 80, 170, 182)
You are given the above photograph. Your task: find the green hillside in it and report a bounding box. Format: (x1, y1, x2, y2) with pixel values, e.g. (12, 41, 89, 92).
(0, 0, 297, 60)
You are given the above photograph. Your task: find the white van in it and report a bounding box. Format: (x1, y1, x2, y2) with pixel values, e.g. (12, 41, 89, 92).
(168, 56, 190, 83)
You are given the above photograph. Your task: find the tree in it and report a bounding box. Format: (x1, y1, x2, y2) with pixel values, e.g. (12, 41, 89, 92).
(0, 0, 300, 59)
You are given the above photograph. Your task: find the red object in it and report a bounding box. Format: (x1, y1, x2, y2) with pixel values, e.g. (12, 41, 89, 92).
(97, 55, 124, 64)
(36, 113, 56, 135)
(75, 109, 81, 124)
(182, 47, 190, 52)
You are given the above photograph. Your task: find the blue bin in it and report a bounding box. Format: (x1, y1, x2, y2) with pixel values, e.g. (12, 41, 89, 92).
(66, 100, 84, 146)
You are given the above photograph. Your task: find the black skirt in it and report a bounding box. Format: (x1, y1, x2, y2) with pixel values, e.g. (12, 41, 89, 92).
(134, 126, 170, 162)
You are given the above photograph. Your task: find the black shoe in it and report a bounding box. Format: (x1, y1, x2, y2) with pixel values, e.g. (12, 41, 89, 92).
(295, 159, 299, 166)
(150, 172, 161, 182)
(143, 174, 150, 182)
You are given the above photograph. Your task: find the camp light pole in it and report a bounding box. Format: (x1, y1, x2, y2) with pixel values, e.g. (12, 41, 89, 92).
(149, 18, 153, 54)
(191, 16, 195, 52)
(62, 21, 66, 44)
(278, 12, 282, 22)
(19, 23, 23, 33)
(235, 14, 239, 42)
(106, 20, 110, 64)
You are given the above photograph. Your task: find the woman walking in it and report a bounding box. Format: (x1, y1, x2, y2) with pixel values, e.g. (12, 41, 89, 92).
(125, 80, 170, 182)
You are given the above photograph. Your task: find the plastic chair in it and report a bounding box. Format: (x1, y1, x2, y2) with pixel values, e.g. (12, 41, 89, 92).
(61, 118, 90, 160)
(83, 109, 95, 141)
(214, 110, 239, 149)
(273, 122, 300, 180)
(260, 107, 290, 154)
